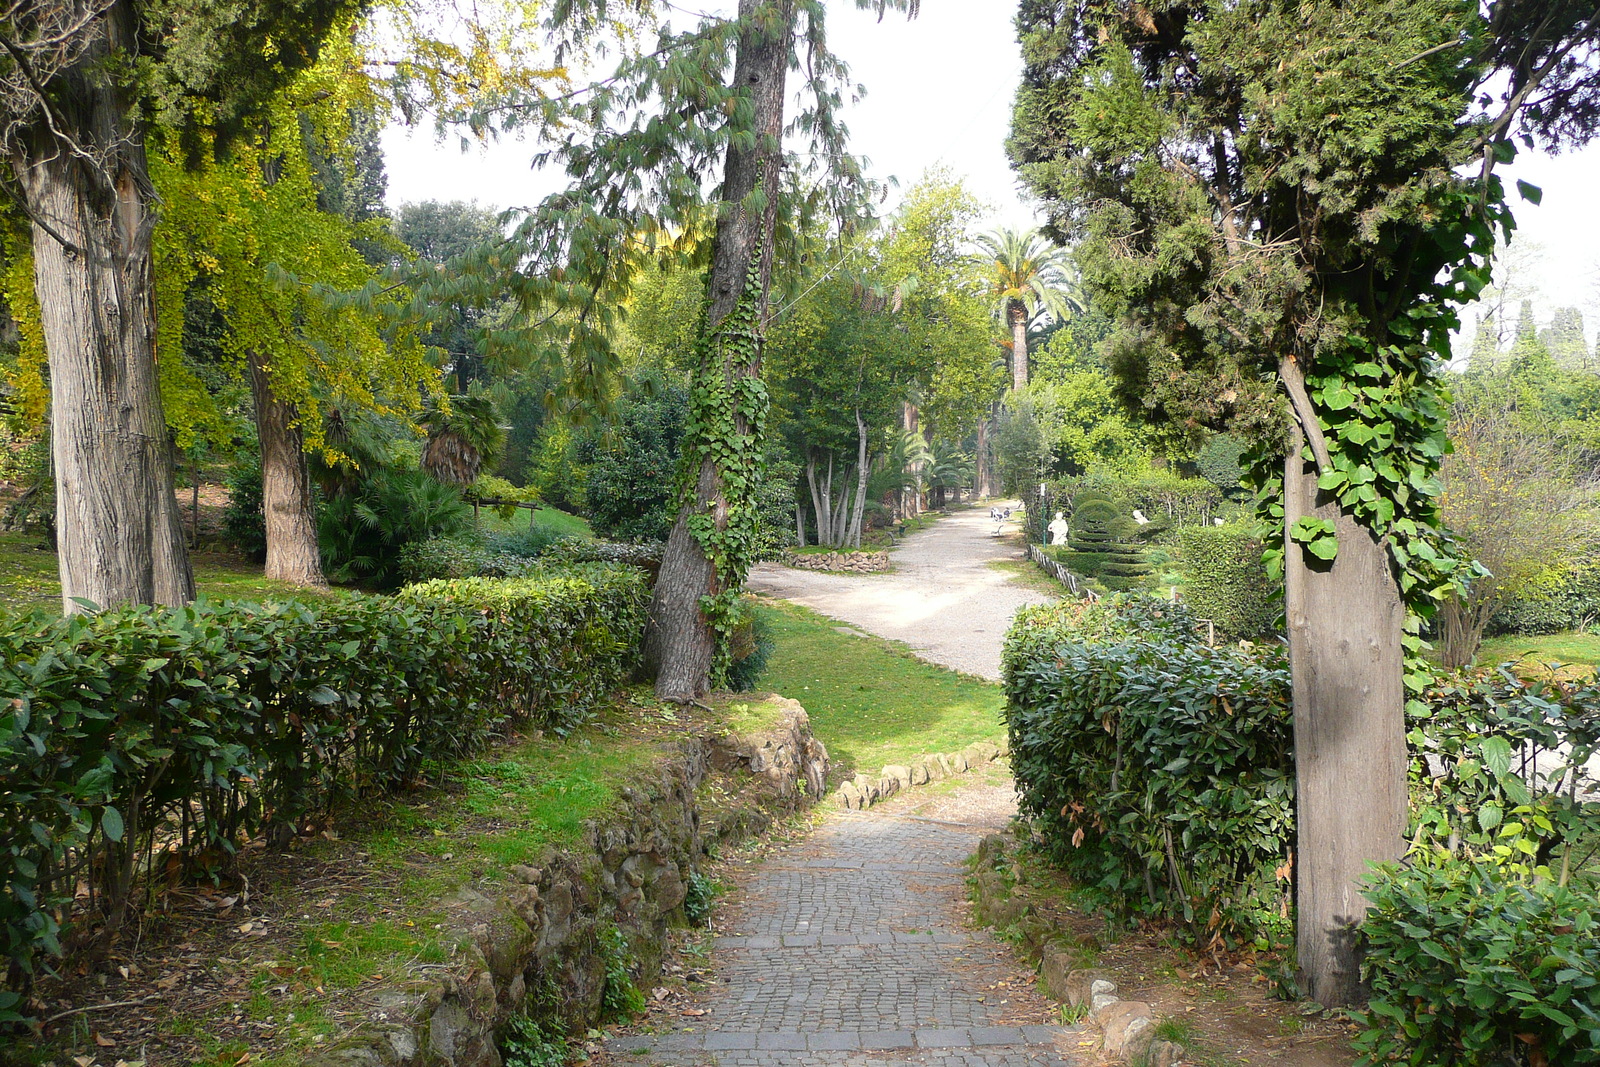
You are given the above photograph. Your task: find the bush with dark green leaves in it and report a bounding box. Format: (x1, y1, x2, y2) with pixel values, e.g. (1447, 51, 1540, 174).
(1002, 596, 1294, 944)
(1356, 860, 1600, 1066)
(318, 467, 473, 589)
(1062, 494, 1150, 589)
(1195, 434, 1247, 496)
(221, 459, 268, 562)
(1175, 524, 1280, 640)
(582, 376, 689, 543)
(0, 567, 646, 996)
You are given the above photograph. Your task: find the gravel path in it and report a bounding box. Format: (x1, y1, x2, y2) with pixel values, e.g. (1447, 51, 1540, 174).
(746, 506, 1054, 680)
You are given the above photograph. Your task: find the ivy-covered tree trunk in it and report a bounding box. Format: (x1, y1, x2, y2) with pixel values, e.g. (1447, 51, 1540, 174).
(12, 3, 194, 611)
(247, 351, 326, 587)
(1283, 423, 1407, 1007)
(645, 0, 791, 699)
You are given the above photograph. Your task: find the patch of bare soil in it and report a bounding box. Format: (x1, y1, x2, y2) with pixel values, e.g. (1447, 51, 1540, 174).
(1012, 857, 1358, 1067)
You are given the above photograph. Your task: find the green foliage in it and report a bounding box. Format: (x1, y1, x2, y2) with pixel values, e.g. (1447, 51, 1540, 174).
(319, 468, 472, 589)
(1491, 561, 1600, 636)
(682, 251, 771, 678)
(501, 1014, 568, 1067)
(0, 567, 646, 995)
(598, 924, 646, 1020)
(1356, 860, 1600, 1066)
(1002, 596, 1293, 945)
(1009, 0, 1540, 630)
(1057, 491, 1150, 590)
(1175, 525, 1279, 641)
(724, 601, 774, 693)
(583, 373, 689, 542)
(1195, 436, 1247, 497)
(683, 870, 723, 927)
(0, 433, 52, 538)
(222, 459, 267, 563)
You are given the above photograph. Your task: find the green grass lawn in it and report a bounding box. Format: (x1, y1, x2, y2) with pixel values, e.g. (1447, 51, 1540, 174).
(0, 531, 356, 615)
(473, 503, 594, 541)
(1475, 631, 1600, 679)
(755, 600, 1006, 784)
(0, 503, 595, 615)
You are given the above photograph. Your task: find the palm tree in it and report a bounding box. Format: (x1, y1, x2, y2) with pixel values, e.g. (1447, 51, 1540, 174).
(974, 228, 1080, 392)
(419, 391, 506, 488)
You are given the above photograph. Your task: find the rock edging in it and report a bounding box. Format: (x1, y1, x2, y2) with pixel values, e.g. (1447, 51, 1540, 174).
(781, 549, 891, 574)
(834, 737, 1008, 811)
(307, 697, 827, 1067)
(969, 834, 1186, 1067)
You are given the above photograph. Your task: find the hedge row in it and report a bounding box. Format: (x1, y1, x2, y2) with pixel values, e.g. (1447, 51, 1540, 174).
(0, 566, 646, 991)
(1002, 596, 1294, 944)
(1004, 596, 1600, 1058)
(1174, 524, 1280, 641)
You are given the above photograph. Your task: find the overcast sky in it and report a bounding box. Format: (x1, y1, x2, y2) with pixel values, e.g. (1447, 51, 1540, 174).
(381, 3, 1600, 339)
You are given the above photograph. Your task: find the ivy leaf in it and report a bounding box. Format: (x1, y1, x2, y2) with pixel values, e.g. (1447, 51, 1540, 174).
(1321, 384, 1357, 411)
(1304, 534, 1339, 562)
(1516, 179, 1542, 205)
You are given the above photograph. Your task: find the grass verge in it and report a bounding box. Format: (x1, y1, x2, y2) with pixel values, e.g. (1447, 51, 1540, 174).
(754, 599, 1005, 785)
(15, 691, 683, 1067)
(1475, 630, 1600, 679)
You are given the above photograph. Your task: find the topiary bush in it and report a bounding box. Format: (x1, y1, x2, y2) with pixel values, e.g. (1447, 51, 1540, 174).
(1175, 524, 1280, 640)
(0, 567, 646, 996)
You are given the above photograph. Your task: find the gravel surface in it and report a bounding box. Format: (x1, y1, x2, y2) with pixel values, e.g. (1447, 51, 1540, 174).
(747, 506, 1054, 681)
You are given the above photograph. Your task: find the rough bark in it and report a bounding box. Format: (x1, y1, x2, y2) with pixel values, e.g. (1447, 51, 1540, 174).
(849, 408, 868, 548)
(247, 351, 326, 587)
(1283, 420, 1407, 1008)
(12, 2, 193, 611)
(645, 0, 792, 699)
(1011, 303, 1029, 392)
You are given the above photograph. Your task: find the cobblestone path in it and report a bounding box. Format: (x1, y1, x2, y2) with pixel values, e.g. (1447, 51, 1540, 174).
(602, 806, 1086, 1066)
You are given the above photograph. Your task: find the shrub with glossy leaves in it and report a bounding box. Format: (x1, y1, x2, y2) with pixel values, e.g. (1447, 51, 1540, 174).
(1356, 859, 1600, 1066)
(0, 567, 645, 995)
(1002, 596, 1294, 944)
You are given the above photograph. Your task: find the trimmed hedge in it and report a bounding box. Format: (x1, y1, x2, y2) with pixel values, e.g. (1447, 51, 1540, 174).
(1002, 596, 1294, 944)
(0, 566, 646, 992)
(1175, 524, 1280, 640)
(1357, 861, 1600, 1066)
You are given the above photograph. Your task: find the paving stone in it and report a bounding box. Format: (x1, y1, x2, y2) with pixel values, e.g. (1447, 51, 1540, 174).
(601, 809, 1087, 1065)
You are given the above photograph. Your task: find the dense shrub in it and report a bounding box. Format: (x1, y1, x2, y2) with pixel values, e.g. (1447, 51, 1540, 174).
(0, 567, 646, 993)
(1002, 597, 1294, 944)
(396, 535, 551, 583)
(1061, 493, 1150, 590)
(1195, 435, 1247, 496)
(724, 602, 774, 692)
(1357, 860, 1600, 1066)
(1175, 524, 1280, 640)
(581, 374, 688, 542)
(221, 459, 268, 562)
(319, 467, 473, 588)
(1489, 559, 1600, 636)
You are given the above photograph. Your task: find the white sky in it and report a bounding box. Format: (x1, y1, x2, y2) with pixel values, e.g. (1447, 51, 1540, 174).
(381, 2, 1600, 337)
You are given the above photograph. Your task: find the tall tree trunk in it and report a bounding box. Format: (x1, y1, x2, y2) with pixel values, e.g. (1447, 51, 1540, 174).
(849, 408, 868, 548)
(794, 500, 806, 547)
(903, 399, 924, 515)
(645, 0, 792, 698)
(12, 2, 193, 611)
(1283, 418, 1406, 1008)
(247, 352, 326, 587)
(972, 415, 985, 502)
(1011, 303, 1029, 392)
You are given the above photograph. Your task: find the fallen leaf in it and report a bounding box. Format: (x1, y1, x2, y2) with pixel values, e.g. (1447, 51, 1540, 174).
(94, 1034, 116, 1047)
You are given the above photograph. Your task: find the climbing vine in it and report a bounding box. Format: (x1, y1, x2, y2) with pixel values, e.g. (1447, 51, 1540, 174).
(681, 247, 770, 682)
(1246, 170, 1516, 679)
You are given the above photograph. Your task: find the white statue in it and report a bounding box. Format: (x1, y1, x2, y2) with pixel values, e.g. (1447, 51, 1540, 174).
(1048, 511, 1070, 545)
(1132, 508, 1149, 525)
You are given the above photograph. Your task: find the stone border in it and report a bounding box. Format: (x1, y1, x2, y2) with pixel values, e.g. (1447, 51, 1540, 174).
(833, 737, 1008, 810)
(968, 834, 1187, 1067)
(781, 549, 891, 574)
(304, 698, 827, 1067)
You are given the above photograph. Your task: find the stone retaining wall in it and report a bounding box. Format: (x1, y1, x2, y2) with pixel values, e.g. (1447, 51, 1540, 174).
(781, 549, 891, 574)
(308, 698, 827, 1067)
(835, 738, 1007, 810)
(968, 834, 1186, 1067)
